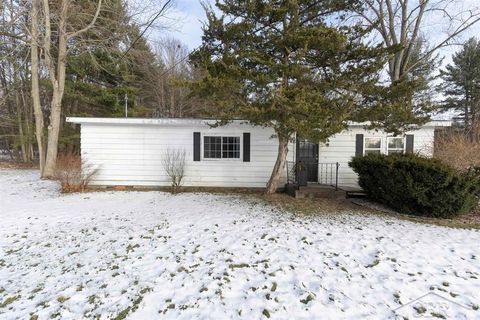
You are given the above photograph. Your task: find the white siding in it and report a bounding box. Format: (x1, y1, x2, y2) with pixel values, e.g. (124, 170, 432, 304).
(74, 118, 439, 189)
(318, 126, 436, 188)
(80, 122, 294, 188)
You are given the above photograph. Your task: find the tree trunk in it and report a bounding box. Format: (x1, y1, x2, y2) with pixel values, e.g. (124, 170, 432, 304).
(43, 90, 63, 177)
(15, 92, 27, 162)
(265, 134, 289, 195)
(30, 0, 45, 174)
(42, 1, 68, 178)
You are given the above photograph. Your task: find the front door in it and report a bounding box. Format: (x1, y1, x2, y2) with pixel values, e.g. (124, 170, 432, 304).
(296, 139, 319, 182)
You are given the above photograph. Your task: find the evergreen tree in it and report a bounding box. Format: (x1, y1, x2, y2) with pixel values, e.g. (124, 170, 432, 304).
(190, 0, 388, 193)
(441, 38, 480, 132)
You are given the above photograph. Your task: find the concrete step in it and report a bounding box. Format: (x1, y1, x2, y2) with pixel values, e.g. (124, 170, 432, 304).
(345, 191, 367, 198)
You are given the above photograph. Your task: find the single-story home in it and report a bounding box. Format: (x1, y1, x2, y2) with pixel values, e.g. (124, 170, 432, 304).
(67, 117, 451, 189)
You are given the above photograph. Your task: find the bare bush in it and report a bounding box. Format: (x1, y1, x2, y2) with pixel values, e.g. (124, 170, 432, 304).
(53, 152, 97, 193)
(162, 148, 186, 193)
(435, 128, 480, 172)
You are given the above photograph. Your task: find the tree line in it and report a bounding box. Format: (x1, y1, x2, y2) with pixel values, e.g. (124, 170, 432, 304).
(0, 0, 479, 192)
(0, 0, 201, 173)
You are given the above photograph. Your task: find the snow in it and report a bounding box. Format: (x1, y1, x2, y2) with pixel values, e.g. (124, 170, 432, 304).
(0, 169, 479, 319)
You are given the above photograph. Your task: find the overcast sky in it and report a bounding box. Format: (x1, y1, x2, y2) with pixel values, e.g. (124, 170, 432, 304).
(159, 0, 480, 68)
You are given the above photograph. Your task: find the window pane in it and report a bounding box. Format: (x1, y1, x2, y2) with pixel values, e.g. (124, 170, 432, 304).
(221, 136, 240, 159)
(388, 150, 403, 154)
(388, 137, 404, 149)
(365, 137, 381, 148)
(204, 136, 221, 158)
(365, 149, 381, 155)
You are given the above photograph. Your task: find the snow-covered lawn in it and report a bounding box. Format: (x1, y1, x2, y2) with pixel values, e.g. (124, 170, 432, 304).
(1, 169, 479, 320)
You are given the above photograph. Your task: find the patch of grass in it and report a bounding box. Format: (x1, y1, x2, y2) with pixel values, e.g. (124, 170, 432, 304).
(300, 294, 314, 304)
(126, 244, 140, 254)
(114, 293, 145, 320)
(270, 282, 277, 292)
(260, 193, 358, 216)
(365, 259, 380, 268)
(88, 295, 98, 304)
(5, 247, 22, 254)
(413, 305, 427, 314)
(355, 200, 480, 230)
(31, 286, 43, 294)
(262, 309, 270, 318)
(139, 287, 152, 295)
(0, 295, 20, 308)
(114, 307, 131, 320)
(177, 266, 189, 273)
(229, 263, 250, 270)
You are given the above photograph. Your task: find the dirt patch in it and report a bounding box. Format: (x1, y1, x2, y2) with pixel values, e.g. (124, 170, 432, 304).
(257, 192, 367, 216)
(351, 198, 480, 230)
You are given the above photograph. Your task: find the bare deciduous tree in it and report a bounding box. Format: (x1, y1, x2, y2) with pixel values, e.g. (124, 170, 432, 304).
(30, 0, 103, 178)
(161, 148, 186, 193)
(355, 0, 480, 82)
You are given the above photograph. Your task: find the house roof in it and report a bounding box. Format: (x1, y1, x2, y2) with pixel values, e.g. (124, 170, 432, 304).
(66, 117, 451, 128)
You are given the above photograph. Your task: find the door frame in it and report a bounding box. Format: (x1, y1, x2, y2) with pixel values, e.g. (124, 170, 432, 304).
(295, 138, 319, 183)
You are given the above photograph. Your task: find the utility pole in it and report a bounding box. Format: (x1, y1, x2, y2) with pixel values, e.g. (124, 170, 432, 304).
(125, 93, 128, 118)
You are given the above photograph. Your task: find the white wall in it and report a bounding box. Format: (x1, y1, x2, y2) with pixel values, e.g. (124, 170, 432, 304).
(318, 126, 436, 187)
(80, 122, 294, 188)
(76, 118, 438, 189)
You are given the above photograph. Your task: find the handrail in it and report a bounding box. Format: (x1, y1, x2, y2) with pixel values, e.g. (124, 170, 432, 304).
(286, 161, 340, 190)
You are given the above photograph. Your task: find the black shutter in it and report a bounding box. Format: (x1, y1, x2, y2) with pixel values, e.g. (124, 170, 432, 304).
(193, 132, 200, 161)
(405, 134, 414, 154)
(243, 132, 250, 162)
(355, 134, 364, 157)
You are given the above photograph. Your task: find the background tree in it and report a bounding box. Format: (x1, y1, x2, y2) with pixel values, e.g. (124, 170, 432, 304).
(440, 37, 480, 134)
(1, 0, 202, 167)
(30, 0, 104, 177)
(28, 0, 178, 176)
(190, 0, 388, 194)
(353, 0, 480, 128)
(0, 0, 34, 162)
(355, 0, 480, 83)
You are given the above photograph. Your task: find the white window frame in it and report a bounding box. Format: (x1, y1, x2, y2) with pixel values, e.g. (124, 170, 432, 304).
(363, 136, 382, 155)
(202, 134, 242, 161)
(386, 136, 405, 155)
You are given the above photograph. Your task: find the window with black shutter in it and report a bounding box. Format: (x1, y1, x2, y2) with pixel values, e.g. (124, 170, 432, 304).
(203, 135, 240, 159)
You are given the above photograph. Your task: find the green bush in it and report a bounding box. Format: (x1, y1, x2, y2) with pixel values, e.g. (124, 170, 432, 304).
(349, 154, 480, 218)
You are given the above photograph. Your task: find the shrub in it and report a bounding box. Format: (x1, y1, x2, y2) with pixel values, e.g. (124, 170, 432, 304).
(349, 154, 480, 218)
(161, 148, 186, 193)
(53, 152, 97, 193)
(434, 127, 480, 173)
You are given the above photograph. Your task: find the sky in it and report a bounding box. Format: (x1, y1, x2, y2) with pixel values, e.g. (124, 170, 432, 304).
(152, 0, 480, 120)
(157, 0, 480, 67)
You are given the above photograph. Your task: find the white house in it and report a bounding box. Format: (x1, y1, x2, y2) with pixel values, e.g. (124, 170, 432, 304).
(67, 117, 450, 189)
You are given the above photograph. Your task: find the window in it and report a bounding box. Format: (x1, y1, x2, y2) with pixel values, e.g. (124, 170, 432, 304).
(364, 137, 382, 155)
(387, 137, 404, 154)
(203, 136, 240, 159)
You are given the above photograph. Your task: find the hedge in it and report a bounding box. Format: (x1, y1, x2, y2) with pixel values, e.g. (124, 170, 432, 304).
(349, 154, 480, 218)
